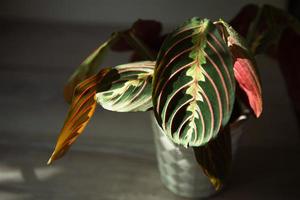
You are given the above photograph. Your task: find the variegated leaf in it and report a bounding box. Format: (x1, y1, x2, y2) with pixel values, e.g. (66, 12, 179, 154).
(152, 18, 236, 147)
(96, 61, 155, 112)
(48, 68, 111, 165)
(64, 34, 118, 103)
(216, 19, 263, 117)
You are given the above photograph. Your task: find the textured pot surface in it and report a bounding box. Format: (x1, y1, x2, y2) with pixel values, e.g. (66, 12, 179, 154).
(151, 114, 245, 198)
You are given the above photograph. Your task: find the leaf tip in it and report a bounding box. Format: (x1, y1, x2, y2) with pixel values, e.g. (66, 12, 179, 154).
(47, 155, 54, 165)
(253, 100, 263, 118)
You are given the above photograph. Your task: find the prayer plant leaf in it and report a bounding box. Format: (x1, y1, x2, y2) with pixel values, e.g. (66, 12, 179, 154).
(64, 34, 118, 103)
(193, 125, 232, 191)
(216, 20, 262, 117)
(111, 19, 163, 52)
(48, 68, 111, 165)
(246, 4, 300, 54)
(96, 61, 155, 112)
(229, 4, 259, 37)
(152, 18, 236, 147)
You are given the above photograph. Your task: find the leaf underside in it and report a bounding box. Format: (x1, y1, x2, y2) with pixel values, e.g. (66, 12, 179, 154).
(152, 17, 236, 147)
(48, 68, 110, 165)
(96, 61, 155, 112)
(216, 20, 262, 117)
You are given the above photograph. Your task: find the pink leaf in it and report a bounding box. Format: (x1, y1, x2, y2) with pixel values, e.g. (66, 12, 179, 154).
(230, 44, 263, 117)
(215, 20, 263, 118)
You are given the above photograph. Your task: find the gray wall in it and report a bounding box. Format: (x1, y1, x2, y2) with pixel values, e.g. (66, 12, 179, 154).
(0, 0, 286, 26)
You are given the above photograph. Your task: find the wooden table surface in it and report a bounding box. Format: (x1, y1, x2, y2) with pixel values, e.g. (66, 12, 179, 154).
(0, 19, 299, 200)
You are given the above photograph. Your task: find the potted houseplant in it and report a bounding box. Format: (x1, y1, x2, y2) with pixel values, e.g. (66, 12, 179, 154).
(47, 4, 299, 198)
(47, 18, 262, 198)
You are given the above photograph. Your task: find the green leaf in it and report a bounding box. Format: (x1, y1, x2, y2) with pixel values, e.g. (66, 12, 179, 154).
(152, 18, 236, 147)
(192, 100, 249, 190)
(64, 33, 119, 103)
(96, 61, 155, 112)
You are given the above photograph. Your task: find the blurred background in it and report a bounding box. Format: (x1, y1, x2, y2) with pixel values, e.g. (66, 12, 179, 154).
(0, 0, 299, 199)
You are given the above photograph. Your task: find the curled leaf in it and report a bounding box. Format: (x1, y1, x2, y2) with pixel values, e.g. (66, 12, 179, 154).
(48, 68, 111, 165)
(216, 20, 263, 117)
(96, 61, 155, 112)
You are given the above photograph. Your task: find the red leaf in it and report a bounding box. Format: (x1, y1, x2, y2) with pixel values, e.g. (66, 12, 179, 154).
(216, 19, 263, 118)
(230, 44, 263, 117)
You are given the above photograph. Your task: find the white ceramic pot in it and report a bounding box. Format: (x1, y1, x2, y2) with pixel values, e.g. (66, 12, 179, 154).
(151, 114, 247, 198)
